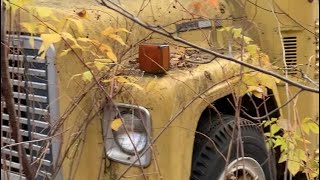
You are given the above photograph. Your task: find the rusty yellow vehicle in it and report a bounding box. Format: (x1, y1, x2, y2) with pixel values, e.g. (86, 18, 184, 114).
(1, 0, 319, 180)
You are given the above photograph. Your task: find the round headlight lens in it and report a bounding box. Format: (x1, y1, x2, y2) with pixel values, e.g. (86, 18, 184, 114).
(113, 113, 147, 155)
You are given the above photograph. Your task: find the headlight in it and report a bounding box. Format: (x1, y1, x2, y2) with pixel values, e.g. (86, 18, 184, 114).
(103, 103, 151, 167)
(113, 113, 147, 154)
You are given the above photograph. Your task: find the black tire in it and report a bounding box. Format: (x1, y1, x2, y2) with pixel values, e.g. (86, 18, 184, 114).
(190, 115, 275, 180)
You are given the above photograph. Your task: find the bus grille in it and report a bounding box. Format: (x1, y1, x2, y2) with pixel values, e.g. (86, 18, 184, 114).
(1, 35, 59, 180)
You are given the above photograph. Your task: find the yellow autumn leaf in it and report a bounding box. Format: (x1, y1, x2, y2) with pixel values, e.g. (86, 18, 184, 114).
(35, 7, 52, 18)
(94, 62, 106, 71)
(61, 32, 79, 47)
(243, 36, 253, 44)
(37, 23, 48, 33)
(21, 22, 36, 33)
(82, 71, 93, 82)
(308, 121, 319, 134)
(92, 40, 112, 53)
(94, 59, 113, 63)
(115, 76, 129, 83)
(77, 37, 92, 43)
(108, 34, 126, 46)
(259, 54, 272, 67)
(101, 27, 129, 36)
(107, 51, 117, 62)
(59, 48, 72, 57)
(111, 118, 123, 131)
(113, 76, 143, 90)
(232, 28, 242, 39)
(67, 18, 84, 34)
(39, 33, 62, 59)
(246, 85, 267, 97)
(246, 44, 259, 57)
(101, 27, 115, 36)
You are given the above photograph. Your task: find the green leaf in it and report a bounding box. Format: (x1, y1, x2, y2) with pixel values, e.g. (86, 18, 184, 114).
(308, 122, 319, 134)
(273, 136, 285, 148)
(278, 153, 287, 163)
(296, 149, 307, 162)
(301, 123, 310, 135)
(243, 36, 253, 44)
(264, 132, 271, 137)
(288, 155, 301, 176)
(246, 44, 258, 57)
(270, 124, 281, 135)
(232, 28, 242, 39)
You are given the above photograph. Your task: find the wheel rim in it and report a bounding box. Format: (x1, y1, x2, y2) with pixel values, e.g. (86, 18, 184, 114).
(218, 157, 266, 180)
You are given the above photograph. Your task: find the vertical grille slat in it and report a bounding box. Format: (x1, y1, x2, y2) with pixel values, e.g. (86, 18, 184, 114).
(283, 36, 297, 75)
(1, 35, 58, 179)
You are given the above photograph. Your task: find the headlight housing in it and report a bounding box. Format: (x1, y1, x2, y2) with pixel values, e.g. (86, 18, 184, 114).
(103, 103, 151, 167)
(113, 113, 147, 154)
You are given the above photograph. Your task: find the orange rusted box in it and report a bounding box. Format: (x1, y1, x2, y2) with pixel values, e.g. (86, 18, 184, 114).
(139, 44, 170, 74)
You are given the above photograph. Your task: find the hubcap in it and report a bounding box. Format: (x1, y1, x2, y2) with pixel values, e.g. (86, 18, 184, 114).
(218, 157, 265, 180)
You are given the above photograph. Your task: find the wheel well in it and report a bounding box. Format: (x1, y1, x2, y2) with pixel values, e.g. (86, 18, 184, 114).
(198, 88, 280, 127)
(192, 88, 281, 177)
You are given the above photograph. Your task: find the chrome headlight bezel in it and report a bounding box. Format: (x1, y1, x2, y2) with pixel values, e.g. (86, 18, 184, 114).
(103, 103, 151, 167)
